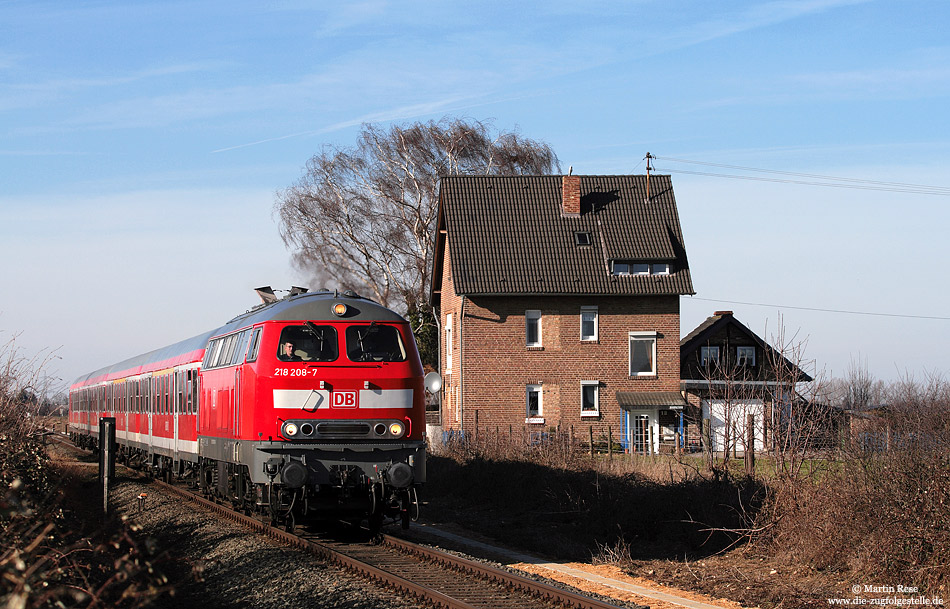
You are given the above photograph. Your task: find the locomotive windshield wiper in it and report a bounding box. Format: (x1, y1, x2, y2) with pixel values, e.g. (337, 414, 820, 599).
(304, 321, 325, 350)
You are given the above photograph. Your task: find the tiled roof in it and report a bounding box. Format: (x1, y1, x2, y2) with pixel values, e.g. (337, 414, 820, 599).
(432, 175, 693, 299)
(616, 391, 687, 409)
(680, 311, 814, 383)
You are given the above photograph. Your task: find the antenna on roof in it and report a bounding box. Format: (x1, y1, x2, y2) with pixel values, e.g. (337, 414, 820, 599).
(644, 152, 653, 203)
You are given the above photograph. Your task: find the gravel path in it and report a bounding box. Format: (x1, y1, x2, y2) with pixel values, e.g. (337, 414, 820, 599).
(109, 477, 424, 609)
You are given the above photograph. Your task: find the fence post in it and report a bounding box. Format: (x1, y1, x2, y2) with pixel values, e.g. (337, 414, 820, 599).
(702, 419, 712, 470)
(99, 417, 116, 516)
(607, 425, 613, 461)
(745, 413, 755, 476)
(589, 426, 594, 457)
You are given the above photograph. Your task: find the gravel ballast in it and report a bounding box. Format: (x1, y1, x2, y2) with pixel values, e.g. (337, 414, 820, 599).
(108, 477, 424, 609)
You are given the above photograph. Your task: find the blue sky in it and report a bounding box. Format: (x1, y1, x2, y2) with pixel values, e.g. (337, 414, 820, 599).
(2, 0, 949, 390)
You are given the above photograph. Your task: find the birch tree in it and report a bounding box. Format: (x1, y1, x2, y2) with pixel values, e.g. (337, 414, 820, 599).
(275, 118, 559, 314)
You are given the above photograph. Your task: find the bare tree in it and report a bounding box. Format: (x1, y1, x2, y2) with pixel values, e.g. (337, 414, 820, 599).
(275, 118, 560, 314)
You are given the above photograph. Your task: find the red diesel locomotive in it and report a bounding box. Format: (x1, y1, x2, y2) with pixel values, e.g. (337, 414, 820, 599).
(69, 288, 440, 531)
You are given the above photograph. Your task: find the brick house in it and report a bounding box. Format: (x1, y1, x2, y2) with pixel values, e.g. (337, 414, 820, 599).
(428, 174, 694, 453)
(680, 311, 813, 454)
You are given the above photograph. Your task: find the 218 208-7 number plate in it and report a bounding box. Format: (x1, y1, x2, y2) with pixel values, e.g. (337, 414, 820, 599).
(273, 367, 319, 377)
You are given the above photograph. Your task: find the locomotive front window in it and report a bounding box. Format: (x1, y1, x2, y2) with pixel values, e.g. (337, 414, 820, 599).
(277, 324, 338, 362)
(345, 324, 407, 362)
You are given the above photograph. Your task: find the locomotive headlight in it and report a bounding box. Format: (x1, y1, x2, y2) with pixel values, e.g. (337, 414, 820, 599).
(388, 422, 404, 437)
(284, 422, 298, 437)
(332, 303, 347, 316)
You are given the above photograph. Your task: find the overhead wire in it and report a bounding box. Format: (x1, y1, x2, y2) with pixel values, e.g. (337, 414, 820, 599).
(651, 155, 950, 196)
(687, 297, 950, 321)
(648, 154, 950, 321)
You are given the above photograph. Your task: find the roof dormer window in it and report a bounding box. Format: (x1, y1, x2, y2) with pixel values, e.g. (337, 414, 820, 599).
(611, 260, 672, 276)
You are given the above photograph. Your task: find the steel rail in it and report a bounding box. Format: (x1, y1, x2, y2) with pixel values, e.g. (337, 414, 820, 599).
(57, 436, 626, 609)
(381, 534, 625, 609)
(152, 479, 625, 609)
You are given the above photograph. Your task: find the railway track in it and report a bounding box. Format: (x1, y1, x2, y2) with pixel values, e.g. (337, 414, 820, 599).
(151, 476, 632, 609)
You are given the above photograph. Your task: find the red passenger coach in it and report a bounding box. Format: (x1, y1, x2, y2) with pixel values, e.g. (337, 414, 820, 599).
(69, 288, 440, 532)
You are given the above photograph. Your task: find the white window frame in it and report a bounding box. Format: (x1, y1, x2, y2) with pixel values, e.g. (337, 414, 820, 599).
(581, 381, 600, 417)
(444, 313, 453, 372)
(737, 345, 756, 367)
(628, 331, 658, 377)
(580, 306, 598, 342)
(631, 263, 650, 275)
(652, 262, 670, 275)
(700, 346, 720, 367)
(525, 310, 542, 347)
(526, 384, 543, 421)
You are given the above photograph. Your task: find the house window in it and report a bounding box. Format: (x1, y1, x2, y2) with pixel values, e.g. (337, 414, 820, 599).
(737, 346, 755, 367)
(525, 310, 542, 347)
(700, 346, 720, 368)
(581, 381, 599, 417)
(526, 384, 543, 419)
(629, 331, 657, 376)
(580, 306, 598, 341)
(611, 260, 673, 276)
(445, 313, 453, 371)
(574, 231, 592, 246)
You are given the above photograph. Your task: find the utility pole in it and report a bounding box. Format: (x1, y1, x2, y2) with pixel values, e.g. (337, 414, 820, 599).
(644, 152, 654, 203)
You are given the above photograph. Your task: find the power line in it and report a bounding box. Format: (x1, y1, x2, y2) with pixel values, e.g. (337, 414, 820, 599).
(687, 296, 950, 321)
(652, 155, 950, 196)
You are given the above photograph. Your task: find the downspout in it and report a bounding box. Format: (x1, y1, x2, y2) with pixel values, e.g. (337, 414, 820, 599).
(432, 305, 442, 431)
(459, 295, 467, 434)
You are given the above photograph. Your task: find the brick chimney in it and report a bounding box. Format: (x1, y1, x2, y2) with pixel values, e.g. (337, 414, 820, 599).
(714, 310, 733, 317)
(562, 174, 580, 216)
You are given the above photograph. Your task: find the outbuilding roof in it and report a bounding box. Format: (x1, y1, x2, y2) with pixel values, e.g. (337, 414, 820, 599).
(430, 174, 693, 305)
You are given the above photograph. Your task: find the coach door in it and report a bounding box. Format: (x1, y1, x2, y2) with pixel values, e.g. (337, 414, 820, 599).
(232, 367, 241, 439)
(146, 376, 154, 450)
(172, 370, 180, 461)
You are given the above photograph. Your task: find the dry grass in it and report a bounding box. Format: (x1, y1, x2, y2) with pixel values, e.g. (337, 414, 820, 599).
(1, 335, 174, 608)
(429, 380, 950, 599)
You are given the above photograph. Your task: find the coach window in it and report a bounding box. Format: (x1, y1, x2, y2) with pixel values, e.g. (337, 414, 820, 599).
(246, 328, 262, 362)
(185, 370, 194, 413)
(345, 325, 406, 362)
(191, 370, 199, 413)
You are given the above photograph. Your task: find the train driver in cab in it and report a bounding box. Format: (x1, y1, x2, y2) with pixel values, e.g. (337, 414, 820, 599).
(280, 341, 302, 361)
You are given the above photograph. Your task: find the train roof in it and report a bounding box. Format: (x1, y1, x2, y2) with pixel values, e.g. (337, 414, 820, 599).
(71, 290, 405, 388)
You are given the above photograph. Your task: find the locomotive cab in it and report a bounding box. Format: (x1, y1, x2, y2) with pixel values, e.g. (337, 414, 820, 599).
(215, 291, 432, 531)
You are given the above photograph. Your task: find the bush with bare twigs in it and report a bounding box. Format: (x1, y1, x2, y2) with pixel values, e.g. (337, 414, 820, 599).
(753, 374, 950, 593)
(1, 335, 174, 608)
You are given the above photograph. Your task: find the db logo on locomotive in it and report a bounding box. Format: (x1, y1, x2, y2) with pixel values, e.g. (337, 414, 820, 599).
(331, 390, 357, 408)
